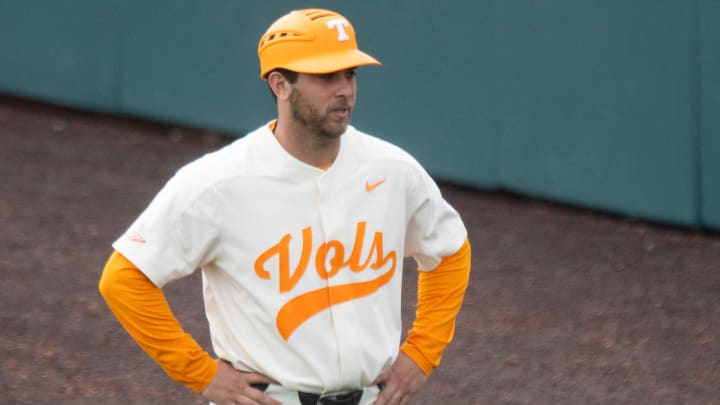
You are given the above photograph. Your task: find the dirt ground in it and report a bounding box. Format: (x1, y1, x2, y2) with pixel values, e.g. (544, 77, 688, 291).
(1, 95, 719, 404)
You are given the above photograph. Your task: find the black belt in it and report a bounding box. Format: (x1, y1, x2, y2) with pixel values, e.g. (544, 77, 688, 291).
(298, 389, 363, 405)
(252, 383, 369, 405)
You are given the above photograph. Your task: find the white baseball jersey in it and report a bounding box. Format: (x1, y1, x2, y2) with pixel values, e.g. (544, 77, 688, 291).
(113, 122, 467, 394)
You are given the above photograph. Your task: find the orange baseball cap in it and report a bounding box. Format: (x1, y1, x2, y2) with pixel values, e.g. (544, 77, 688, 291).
(258, 9, 381, 79)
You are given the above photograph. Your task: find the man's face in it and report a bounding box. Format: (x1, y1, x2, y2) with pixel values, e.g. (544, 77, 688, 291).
(288, 68, 357, 138)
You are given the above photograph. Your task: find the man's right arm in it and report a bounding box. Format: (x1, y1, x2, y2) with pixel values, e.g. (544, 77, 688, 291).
(99, 251, 281, 404)
(98, 250, 218, 393)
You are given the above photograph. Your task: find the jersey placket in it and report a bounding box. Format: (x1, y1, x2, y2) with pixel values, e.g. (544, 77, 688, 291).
(314, 163, 364, 391)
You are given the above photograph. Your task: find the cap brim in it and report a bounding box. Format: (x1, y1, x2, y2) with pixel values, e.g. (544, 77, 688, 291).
(282, 49, 381, 75)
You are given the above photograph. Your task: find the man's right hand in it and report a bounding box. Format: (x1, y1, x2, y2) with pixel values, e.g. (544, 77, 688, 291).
(201, 360, 281, 405)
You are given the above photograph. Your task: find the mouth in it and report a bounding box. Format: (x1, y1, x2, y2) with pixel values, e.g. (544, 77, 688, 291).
(329, 106, 352, 119)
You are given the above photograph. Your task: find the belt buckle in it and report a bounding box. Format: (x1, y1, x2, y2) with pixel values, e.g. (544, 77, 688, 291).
(317, 390, 363, 405)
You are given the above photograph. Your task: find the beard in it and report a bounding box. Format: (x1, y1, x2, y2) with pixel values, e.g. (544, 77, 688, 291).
(289, 87, 352, 139)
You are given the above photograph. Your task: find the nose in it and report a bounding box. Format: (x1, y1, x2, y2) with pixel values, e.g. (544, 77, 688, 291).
(335, 73, 355, 98)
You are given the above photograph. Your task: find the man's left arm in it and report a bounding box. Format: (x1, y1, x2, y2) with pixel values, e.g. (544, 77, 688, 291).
(373, 238, 471, 403)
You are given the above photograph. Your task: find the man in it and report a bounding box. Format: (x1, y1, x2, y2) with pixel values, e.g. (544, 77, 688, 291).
(99, 8, 471, 405)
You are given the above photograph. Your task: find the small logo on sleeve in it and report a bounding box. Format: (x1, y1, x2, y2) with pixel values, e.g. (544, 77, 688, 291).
(127, 230, 146, 244)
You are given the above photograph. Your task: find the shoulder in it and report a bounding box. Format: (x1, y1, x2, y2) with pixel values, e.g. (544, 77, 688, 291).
(344, 126, 445, 196)
(344, 126, 422, 169)
(163, 125, 267, 200)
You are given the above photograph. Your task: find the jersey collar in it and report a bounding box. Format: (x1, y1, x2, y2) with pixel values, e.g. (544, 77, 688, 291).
(252, 121, 354, 182)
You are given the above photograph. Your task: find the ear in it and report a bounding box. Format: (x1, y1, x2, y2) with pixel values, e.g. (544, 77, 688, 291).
(268, 71, 292, 101)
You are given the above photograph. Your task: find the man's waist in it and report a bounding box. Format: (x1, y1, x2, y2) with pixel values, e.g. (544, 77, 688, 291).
(254, 383, 382, 405)
(298, 389, 364, 405)
(222, 351, 391, 392)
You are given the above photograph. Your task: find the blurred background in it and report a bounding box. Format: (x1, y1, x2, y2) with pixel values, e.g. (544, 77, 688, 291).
(1, 0, 718, 231)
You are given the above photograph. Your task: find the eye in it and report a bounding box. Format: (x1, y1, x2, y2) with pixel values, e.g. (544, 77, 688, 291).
(345, 69, 357, 79)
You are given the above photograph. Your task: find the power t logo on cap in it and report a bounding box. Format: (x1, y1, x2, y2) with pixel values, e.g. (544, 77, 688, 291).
(325, 18, 350, 41)
(258, 9, 381, 79)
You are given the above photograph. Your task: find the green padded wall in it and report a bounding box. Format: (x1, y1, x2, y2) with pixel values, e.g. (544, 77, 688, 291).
(119, 0, 268, 135)
(491, 1, 698, 226)
(700, 0, 720, 229)
(0, 0, 119, 111)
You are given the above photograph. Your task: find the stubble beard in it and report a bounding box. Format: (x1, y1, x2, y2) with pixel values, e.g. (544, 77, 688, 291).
(289, 88, 351, 140)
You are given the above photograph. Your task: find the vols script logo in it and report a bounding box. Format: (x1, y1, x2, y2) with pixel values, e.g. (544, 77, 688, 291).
(254, 221, 396, 341)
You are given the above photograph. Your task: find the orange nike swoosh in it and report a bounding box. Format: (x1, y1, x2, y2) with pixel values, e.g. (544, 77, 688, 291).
(276, 265, 395, 341)
(365, 178, 386, 192)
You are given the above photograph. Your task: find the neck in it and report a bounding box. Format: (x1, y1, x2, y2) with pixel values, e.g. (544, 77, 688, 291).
(273, 118, 342, 168)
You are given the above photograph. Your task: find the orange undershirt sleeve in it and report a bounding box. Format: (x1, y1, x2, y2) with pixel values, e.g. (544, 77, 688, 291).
(98, 251, 218, 393)
(401, 238, 472, 376)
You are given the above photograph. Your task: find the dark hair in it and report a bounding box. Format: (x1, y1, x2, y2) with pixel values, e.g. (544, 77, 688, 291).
(267, 68, 299, 102)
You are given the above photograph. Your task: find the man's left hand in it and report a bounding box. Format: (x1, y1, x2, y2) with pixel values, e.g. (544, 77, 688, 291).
(372, 352, 428, 405)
